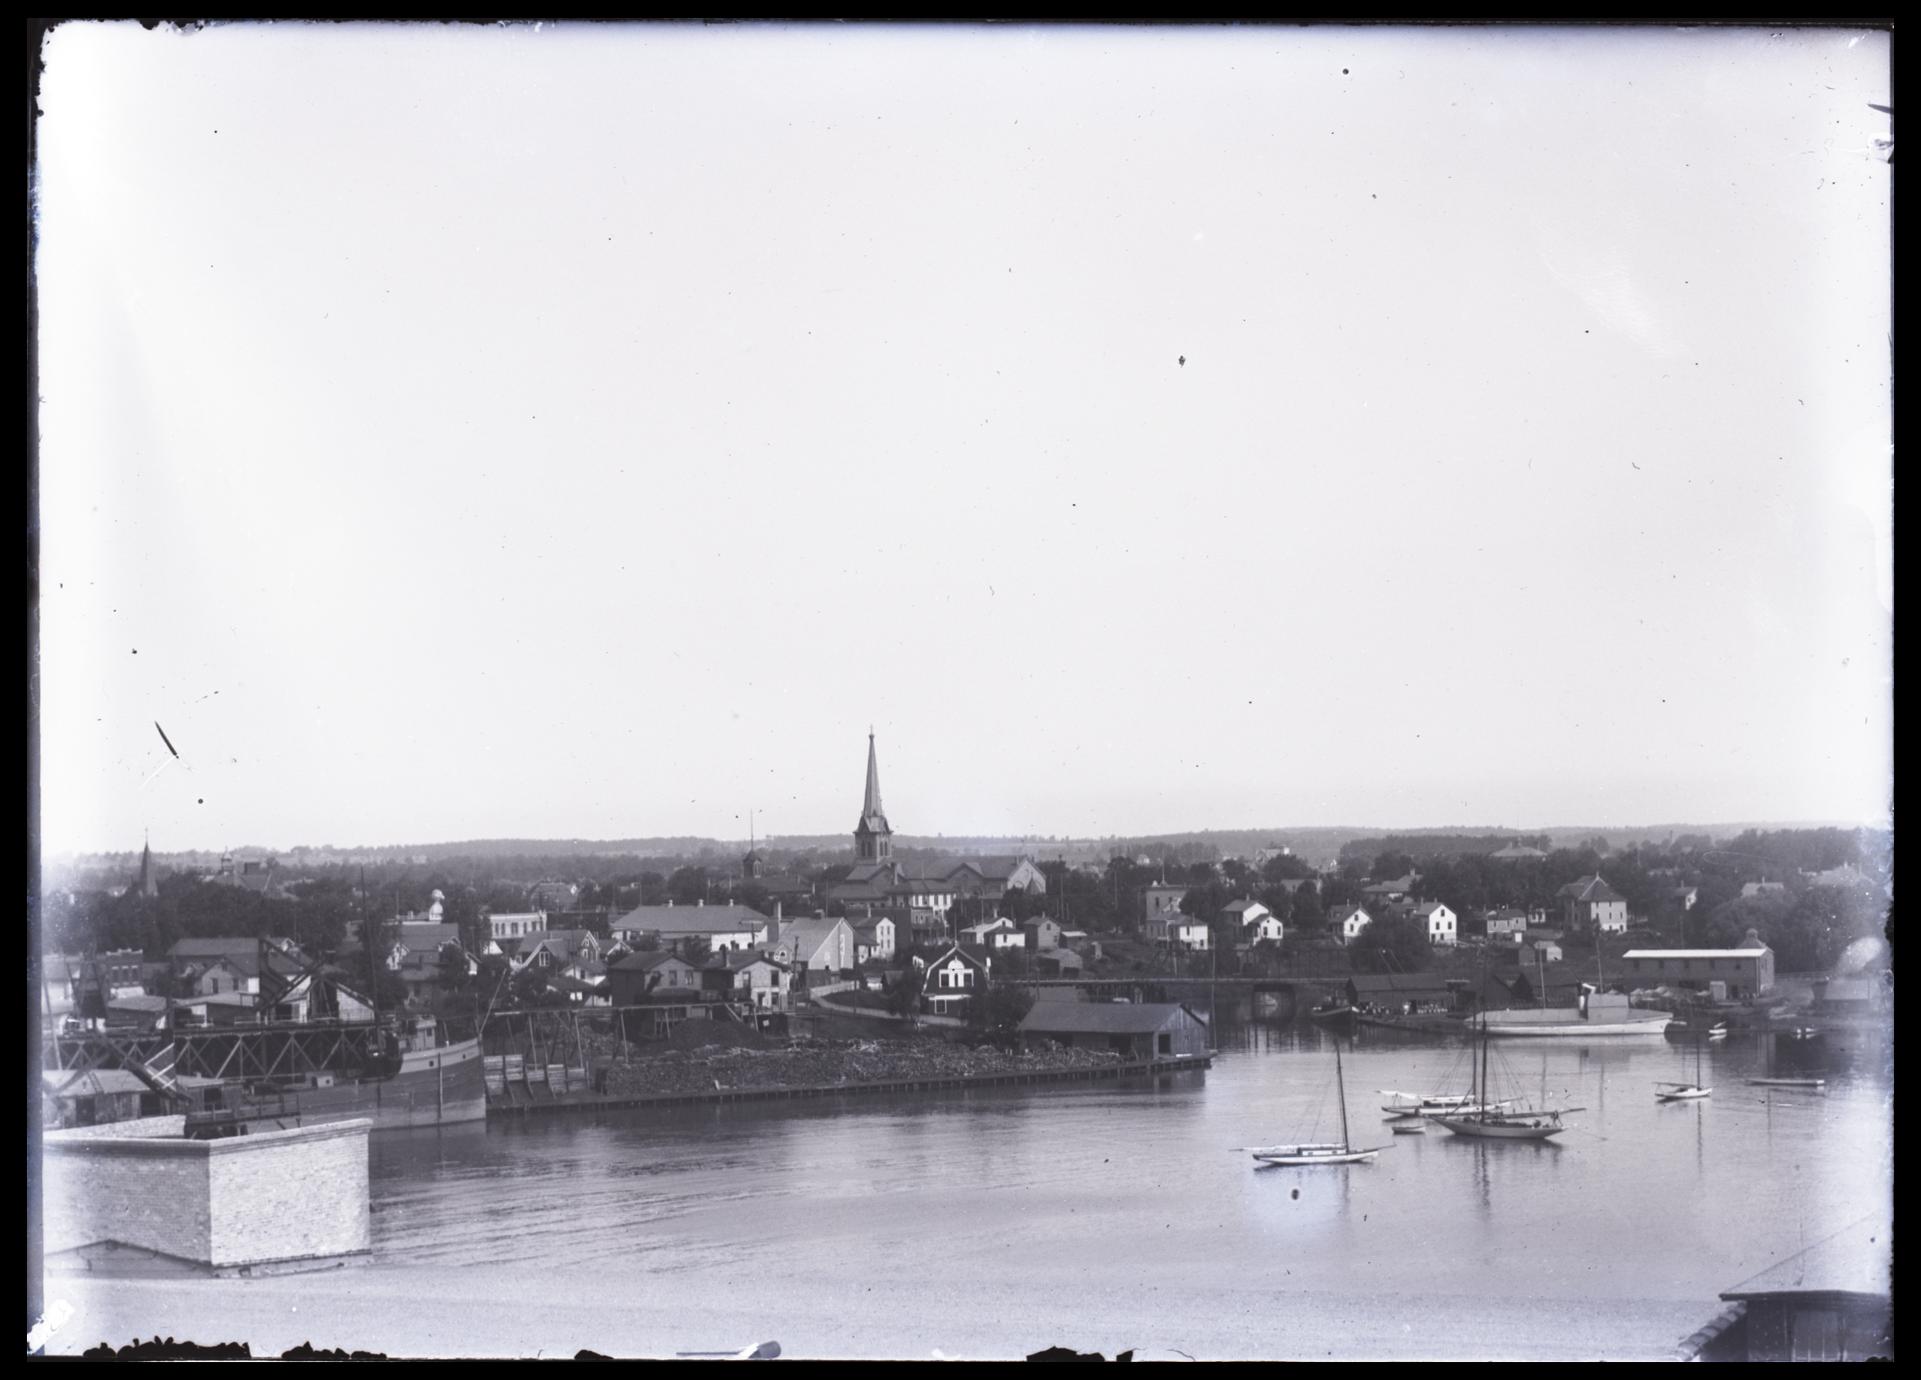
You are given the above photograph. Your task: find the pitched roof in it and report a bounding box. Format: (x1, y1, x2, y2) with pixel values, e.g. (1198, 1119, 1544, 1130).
(1490, 842, 1548, 859)
(614, 903, 770, 937)
(168, 936, 299, 961)
(1018, 1002, 1203, 1035)
(44, 1068, 152, 1098)
(1621, 947, 1770, 960)
(611, 949, 697, 972)
(961, 918, 1017, 935)
(392, 924, 462, 955)
(1558, 875, 1626, 904)
(775, 917, 849, 958)
(107, 994, 173, 1013)
(925, 943, 990, 972)
(1719, 1215, 1889, 1301)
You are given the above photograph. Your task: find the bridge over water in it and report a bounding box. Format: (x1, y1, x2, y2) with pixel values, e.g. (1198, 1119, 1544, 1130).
(1004, 975, 1350, 1008)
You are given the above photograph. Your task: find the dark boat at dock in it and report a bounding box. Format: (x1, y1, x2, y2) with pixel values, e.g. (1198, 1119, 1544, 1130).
(45, 1014, 487, 1133)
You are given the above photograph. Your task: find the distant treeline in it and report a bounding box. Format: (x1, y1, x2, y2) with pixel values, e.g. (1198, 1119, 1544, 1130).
(1339, 833, 1553, 865)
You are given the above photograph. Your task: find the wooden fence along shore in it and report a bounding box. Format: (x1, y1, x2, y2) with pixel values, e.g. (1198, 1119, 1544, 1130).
(484, 1052, 1214, 1117)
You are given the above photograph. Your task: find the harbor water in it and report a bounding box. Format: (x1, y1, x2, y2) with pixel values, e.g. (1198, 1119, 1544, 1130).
(42, 1013, 1892, 1360)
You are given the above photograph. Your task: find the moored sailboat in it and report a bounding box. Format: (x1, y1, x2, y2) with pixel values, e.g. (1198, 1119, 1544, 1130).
(1430, 1013, 1580, 1141)
(1249, 1044, 1389, 1166)
(1656, 1035, 1712, 1102)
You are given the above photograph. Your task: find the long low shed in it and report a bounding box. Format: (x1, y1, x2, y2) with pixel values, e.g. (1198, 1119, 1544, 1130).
(1621, 943, 1774, 998)
(1016, 1002, 1211, 1059)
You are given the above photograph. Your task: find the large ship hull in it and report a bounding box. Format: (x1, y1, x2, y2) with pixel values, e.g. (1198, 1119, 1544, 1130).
(239, 1038, 487, 1130)
(1477, 1012, 1669, 1038)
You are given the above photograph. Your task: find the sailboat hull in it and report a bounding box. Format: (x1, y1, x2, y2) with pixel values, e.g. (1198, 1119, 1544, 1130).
(1384, 1101, 1512, 1118)
(1656, 1087, 1712, 1101)
(1430, 1115, 1566, 1140)
(1474, 1017, 1669, 1038)
(1251, 1146, 1383, 1165)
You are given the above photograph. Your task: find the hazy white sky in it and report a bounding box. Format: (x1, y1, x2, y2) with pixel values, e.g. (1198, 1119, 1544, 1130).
(35, 22, 1892, 854)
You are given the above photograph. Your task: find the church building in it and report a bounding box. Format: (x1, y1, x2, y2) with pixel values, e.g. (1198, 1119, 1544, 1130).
(827, 734, 1046, 947)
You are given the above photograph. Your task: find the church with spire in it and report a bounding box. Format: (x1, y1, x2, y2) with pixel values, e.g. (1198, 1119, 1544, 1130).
(827, 731, 1046, 947)
(130, 832, 159, 899)
(853, 731, 893, 863)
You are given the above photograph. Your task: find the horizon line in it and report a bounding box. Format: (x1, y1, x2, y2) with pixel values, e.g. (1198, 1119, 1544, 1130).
(43, 817, 1887, 861)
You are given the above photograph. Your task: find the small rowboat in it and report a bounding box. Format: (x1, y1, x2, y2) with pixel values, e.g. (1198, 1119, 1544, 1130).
(1657, 1042, 1711, 1100)
(1391, 1120, 1426, 1134)
(1656, 1082, 1712, 1102)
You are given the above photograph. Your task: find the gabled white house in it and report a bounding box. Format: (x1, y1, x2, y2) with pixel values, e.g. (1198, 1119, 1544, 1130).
(766, 917, 856, 973)
(960, 918, 1026, 951)
(1222, 899, 1283, 945)
(1333, 905, 1373, 946)
(1407, 901, 1458, 947)
(921, 945, 993, 1016)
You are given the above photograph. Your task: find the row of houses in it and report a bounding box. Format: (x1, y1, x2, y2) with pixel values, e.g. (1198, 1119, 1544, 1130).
(1141, 888, 1461, 952)
(45, 936, 375, 1032)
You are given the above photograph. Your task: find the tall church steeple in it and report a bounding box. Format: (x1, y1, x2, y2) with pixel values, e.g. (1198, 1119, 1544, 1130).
(853, 731, 893, 862)
(138, 830, 157, 899)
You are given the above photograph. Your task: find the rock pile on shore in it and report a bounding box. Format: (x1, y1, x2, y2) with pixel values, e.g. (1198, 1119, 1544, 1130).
(594, 1034, 1124, 1099)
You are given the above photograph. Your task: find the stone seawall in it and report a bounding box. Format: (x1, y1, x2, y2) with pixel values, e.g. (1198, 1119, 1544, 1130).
(44, 1117, 372, 1271)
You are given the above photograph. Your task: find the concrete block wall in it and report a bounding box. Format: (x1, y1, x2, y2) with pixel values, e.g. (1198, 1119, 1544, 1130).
(43, 1118, 370, 1269)
(43, 1124, 211, 1261)
(206, 1121, 371, 1266)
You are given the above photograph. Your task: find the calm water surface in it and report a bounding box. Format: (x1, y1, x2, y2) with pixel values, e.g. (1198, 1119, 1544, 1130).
(49, 1017, 1892, 1360)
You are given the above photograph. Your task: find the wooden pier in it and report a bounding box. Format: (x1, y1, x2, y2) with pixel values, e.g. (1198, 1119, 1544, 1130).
(485, 1051, 1214, 1117)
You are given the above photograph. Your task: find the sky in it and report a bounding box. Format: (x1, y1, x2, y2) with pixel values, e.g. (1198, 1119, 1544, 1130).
(33, 22, 1893, 855)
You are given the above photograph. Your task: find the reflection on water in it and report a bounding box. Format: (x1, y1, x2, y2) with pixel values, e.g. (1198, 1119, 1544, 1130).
(342, 1005, 1891, 1358)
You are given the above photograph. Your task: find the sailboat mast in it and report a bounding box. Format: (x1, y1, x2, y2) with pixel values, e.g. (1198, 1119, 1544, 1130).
(1336, 1042, 1351, 1152)
(1479, 1011, 1489, 1121)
